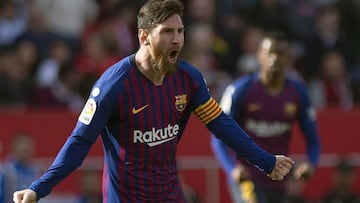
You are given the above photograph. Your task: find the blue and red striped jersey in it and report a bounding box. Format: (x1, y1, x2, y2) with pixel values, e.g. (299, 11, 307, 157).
(212, 73, 320, 191)
(29, 55, 276, 202)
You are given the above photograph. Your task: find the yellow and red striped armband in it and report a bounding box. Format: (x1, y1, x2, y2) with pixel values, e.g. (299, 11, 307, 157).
(193, 97, 222, 124)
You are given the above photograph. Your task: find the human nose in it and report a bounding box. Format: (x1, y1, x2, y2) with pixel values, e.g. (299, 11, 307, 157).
(172, 32, 183, 44)
(268, 53, 277, 65)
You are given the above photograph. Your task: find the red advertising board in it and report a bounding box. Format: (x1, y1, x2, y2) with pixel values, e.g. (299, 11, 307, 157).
(1, 108, 359, 202)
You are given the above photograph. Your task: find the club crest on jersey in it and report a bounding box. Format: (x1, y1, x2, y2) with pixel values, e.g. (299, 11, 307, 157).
(175, 94, 187, 112)
(247, 102, 263, 112)
(283, 102, 297, 117)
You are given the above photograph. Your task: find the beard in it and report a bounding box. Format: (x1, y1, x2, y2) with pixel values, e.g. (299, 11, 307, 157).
(150, 44, 179, 76)
(265, 65, 285, 86)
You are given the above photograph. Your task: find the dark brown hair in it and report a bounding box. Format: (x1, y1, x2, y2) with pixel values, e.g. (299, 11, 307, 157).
(137, 0, 184, 31)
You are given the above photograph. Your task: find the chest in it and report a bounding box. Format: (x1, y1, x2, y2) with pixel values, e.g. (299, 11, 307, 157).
(241, 84, 301, 122)
(119, 76, 193, 129)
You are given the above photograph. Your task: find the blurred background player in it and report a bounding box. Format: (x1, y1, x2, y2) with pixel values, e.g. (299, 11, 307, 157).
(211, 31, 321, 203)
(0, 132, 38, 203)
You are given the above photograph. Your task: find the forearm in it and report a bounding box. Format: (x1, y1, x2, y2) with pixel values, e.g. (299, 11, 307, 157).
(300, 121, 321, 165)
(29, 135, 92, 200)
(208, 113, 275, 174)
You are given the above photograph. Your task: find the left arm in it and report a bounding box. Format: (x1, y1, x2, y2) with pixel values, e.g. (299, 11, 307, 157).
(200, 105, 293, 180)
(297, 83, 321, 166)
(294, 82, 321, 179)
(205, 109, 276, 174)
(191, 95, 275, 174)
(188, 65, 293, 178)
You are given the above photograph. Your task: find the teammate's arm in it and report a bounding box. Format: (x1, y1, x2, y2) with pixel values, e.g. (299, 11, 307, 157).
(210, 79, 254, 180)
(298, 101, 320, 166)
(294, 82, 321, 179)
(210, 136, 238, 175)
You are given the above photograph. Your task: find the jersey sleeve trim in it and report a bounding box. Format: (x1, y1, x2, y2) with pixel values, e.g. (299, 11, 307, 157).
(193, 97, 222, 124)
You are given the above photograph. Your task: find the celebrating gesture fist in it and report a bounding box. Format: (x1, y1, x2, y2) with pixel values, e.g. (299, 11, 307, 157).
(268, 155, 295, 180)
(13, 189, 36, 203)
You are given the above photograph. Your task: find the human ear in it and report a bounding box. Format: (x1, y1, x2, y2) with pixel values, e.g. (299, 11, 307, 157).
(139, 29, 150, 45)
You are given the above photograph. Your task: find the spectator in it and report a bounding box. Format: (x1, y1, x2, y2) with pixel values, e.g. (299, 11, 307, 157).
(307, 50, 354, 110)
(85, 1, 138, 57)
(33, 0, 99, 54)
(302, 4, 351, 81)
(247, 0, 292, 37)
(322, 157, 360, 203)
(181, 22, 232, 101)
(0, 0, 28, 48)
(34, 39, 72, 89)
(30, 63, 85, 112)
(349, 56, 360, 106)
(0, 48, 33, 107)
(76, 169, 102, 203)
(15, 3, 61, 60)
(284, 0, 317, 41)
(15, 39, 40, 79)
(75, 29, 120, 77)
(0, 133, 38, 203)
(234, 26, 265, 77)
(337, 0, 360, 64)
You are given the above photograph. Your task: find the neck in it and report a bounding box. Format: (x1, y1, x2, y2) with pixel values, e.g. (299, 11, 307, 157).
(260, 74, 284, 96)
(135, 47, 166, 86)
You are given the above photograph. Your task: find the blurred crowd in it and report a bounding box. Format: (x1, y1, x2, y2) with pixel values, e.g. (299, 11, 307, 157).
(1, 0, 360, 112)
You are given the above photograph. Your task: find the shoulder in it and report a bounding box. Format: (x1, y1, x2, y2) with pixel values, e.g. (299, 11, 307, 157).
(286, 76, 309, 95)
(233, 74, 257, 87)
(97, 55, 133, 84)
(220, 74, 257, 105)
(227, 73, 257, 94)
(89, 55, 134, 101)
(95, 55, 134, 88)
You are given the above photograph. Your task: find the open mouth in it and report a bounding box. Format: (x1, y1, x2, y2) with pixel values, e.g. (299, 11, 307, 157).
(168, 50, 178, 63)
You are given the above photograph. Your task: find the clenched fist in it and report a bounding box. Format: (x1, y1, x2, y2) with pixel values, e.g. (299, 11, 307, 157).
(293, 161, 314, 180)
(13, 189, 37, 203)
(268, 155, 295, 180)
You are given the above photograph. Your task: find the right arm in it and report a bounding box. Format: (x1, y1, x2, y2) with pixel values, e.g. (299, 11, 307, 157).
(13, 132, 96, 203)
(13, 69, 121, 202)
(28, 135, 94, 200)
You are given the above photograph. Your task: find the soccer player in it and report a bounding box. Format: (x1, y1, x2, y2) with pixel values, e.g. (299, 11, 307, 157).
(211, 32, 321, 203)
(13, 1, 294, 202)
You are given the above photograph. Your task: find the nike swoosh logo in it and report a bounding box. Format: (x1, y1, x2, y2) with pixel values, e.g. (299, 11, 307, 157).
(132, 104, 148, 114)
(147, 136, 176, 147)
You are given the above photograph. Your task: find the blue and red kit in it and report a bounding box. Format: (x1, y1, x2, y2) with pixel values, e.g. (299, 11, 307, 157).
(29, 55, 276, 202)
(211, 73, 321, 192)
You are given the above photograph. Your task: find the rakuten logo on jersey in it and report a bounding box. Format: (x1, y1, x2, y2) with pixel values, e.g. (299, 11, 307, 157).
(133, 124, 179, 147)
(245, 119, 291, 137)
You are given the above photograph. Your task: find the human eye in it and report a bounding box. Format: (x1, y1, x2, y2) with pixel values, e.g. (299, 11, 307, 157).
(163, 28, 172, 33)
(178, 28, 184, 34)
